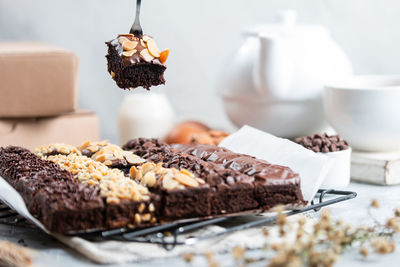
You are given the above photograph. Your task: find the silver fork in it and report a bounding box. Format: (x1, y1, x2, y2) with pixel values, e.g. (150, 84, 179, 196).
(130, 0, 143, 37)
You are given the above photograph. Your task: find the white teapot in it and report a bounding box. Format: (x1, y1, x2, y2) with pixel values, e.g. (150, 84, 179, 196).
(219, 10, 353, 138)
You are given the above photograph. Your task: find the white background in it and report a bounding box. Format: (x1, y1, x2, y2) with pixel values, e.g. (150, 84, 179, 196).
(1, 0, 399, 143)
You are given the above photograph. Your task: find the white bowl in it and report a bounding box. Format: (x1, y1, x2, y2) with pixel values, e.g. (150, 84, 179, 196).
(324, 75, 400, 151)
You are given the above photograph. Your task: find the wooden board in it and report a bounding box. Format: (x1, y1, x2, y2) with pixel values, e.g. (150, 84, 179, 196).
(351, 151, 400, 185)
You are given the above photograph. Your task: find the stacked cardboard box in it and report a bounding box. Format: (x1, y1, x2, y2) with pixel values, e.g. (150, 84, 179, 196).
(0, 42, 99, 149)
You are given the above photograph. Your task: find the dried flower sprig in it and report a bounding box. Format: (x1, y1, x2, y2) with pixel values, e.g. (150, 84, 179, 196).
(182, 199, 400, 267)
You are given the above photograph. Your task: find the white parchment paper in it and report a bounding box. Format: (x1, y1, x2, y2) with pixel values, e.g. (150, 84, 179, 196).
(219, 125, 333, 202)
(0, 176, 48, 233)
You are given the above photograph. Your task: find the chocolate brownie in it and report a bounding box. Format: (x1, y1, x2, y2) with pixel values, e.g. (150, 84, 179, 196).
(123, 139, 259, 214)
(0, 146, 161, 233)
(105, 34, 169, 90)
(36, 142, 212, 220)
(172, 143, 306, 209)
(0, 146, 104, 233)
(123, 139, 306, 211)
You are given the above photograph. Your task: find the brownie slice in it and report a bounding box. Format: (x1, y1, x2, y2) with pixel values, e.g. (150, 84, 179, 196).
(123, 138, 259, 215)
(105, 34, 168, 90)
(173, 144, 307, 209)
(0, 146, 104, 233)
(124, 139, 306, 212)
(41, 152, 160, 230)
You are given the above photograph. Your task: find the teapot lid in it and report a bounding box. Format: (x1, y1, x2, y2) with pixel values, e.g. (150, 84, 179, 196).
(244, 10, 330, 38)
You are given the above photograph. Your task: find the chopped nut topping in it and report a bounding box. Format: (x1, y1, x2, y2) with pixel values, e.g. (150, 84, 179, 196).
(34, 143, 81, 158)
(142, 172, 156, 187)
(43, 154, 150, 204)
(79, 140, 109, 152)
(148, 203, 155, 212)
(138, 203, 146, 213)
(141, 213, 152, 222)
(134, 213, 141, 224)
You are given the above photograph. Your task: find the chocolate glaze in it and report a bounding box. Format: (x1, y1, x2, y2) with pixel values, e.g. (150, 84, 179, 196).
(172, 144, 301, 186)
(123, 138, 255, 187)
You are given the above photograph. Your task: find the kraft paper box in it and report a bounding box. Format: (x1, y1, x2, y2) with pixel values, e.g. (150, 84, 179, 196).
(0, 110, 99, 150)
(0, 42, 78, 117)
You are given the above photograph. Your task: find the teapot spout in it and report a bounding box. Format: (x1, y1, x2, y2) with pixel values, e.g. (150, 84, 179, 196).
(253, 33, 293, 99)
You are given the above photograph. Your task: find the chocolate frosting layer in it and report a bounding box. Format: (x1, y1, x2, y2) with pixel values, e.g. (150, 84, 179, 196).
(123, 138, 255, 188)
(172, 144, 301, 186)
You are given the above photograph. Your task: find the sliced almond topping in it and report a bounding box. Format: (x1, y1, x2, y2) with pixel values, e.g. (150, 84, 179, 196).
(196, 178, 206, 185)
(122, 40, 138, 51)
(122, 50, 136, 57)
(140, 49, 154, 62)
(130, 166, 143, 181)
(153, 162, 163, 174)
(141, 172, 156, 187)
(180, 168, 194, 177)
(118, 36, 130, 44)
(174, 173, 199, 187)
(146, 39, 161, 57)
(159, 49, 169, 64)
(105, 153, 117, 161)
(141, 162, 156, 175)
(142, 35, 152, 42)
(111, 71, 116, 78)
(124, 152, 146, 164)
(163, 174, 180, 190)
(140, 39, 147, 48)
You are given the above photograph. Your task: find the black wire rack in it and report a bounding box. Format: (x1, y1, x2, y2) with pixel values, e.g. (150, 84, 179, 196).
(0, 189, 356, 251)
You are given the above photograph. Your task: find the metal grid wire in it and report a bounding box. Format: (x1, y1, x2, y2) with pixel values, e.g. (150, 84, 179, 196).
(0, 189, 356, 251)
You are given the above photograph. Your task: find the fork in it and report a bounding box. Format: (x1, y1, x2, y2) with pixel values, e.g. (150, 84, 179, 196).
(130, 0, 143, 37)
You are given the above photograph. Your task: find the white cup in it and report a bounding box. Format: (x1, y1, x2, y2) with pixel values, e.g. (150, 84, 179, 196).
(324, 75, 400, 152)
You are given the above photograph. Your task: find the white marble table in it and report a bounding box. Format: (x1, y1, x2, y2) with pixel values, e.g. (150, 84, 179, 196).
(1, 182, 400, 267)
